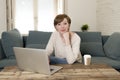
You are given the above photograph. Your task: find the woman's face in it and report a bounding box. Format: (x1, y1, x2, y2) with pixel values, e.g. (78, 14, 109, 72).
(55, 18, 70, 35)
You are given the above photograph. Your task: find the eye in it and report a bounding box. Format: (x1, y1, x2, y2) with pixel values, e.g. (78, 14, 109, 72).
(57, 23, 61, 26)
(64, 23, 67, 25)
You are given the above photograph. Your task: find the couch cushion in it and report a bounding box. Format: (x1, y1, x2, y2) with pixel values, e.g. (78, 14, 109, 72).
(1, 29, 23, 59)
(76, 32, 105, 56)
(0, 59, 16, 68)
(91, 57, 120, 69)
(81, 42, 104, 56)
(104, 32, 120, 60)
(26, 31, 51, 49)
(26, 44, 46, 49)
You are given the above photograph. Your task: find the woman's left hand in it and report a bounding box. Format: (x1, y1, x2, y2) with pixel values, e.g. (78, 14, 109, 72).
(63, 32, 70, 45)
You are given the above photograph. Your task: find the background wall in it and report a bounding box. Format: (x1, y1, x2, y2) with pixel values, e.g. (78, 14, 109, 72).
(0, 0, 120, 36)
(0, 0, 7, 38)
(65, 0, 120, 35)
(97, 0, 120, 35)
(65, 0, 97, 32)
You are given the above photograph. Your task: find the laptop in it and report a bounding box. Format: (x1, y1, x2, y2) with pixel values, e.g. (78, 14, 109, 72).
(13, 47, 63, 75)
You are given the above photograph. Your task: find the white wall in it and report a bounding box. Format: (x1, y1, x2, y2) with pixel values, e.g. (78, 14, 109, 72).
(97, 0, 120, 35)
(65, 0, 97, 32)
(0, 0, 7, 38)
(0, 0, 96, 35)
(1, 0, 120, 35)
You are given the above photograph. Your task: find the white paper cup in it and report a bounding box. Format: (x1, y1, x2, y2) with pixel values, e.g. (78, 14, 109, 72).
(84, 55, 91, 65)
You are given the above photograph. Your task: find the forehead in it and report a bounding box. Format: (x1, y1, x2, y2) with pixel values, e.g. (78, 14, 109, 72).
(61, 18, 68, 22)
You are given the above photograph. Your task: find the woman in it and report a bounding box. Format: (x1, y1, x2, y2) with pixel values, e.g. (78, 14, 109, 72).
(46, 14, 82, 64)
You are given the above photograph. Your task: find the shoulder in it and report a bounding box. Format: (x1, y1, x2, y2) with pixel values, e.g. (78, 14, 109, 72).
(51, 31, 59, 37)
(50, 31, 60, 40)
(70, 32, 80, 40)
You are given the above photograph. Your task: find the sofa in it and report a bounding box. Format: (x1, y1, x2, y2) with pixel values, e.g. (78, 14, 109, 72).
(0, 29, 120, 71)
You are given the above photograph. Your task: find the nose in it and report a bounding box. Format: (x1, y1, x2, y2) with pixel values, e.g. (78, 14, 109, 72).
(61, 24, 65, 28)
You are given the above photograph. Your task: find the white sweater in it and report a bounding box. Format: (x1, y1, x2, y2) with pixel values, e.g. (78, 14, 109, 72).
(46, 31, 82, 64)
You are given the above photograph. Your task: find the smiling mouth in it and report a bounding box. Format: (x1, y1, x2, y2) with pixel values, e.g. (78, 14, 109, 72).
(61, 30, 66, 32)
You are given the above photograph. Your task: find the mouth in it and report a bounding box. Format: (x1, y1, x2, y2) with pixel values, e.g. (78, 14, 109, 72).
(60, 30, 66, 32)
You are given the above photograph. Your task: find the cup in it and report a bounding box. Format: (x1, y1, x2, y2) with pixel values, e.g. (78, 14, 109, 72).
(84, 54, 91, 65)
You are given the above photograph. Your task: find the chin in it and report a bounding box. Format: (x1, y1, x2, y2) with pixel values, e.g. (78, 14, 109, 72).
(60, 31, 66, 34)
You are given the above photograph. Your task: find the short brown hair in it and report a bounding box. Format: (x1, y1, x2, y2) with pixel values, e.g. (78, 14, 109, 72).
(54, 14, 71, 26)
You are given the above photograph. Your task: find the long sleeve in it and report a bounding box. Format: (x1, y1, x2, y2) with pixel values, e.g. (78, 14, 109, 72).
(46, 31, 82, 64)
(65, 34, 82, 64)
(45, 32, 55, 56)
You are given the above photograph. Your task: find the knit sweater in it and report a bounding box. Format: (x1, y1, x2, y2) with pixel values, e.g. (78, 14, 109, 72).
(46, 31, 82, 64)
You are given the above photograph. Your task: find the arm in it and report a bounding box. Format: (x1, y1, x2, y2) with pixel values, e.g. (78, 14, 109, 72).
(45, 32, 55, 56)
(64, 33, 82, 64)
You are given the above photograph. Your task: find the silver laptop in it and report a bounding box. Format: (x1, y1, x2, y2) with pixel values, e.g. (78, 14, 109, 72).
(13, 47, 63, 75)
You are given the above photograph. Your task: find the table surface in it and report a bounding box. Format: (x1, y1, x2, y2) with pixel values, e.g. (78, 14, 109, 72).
(0, 63, 120, 80)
